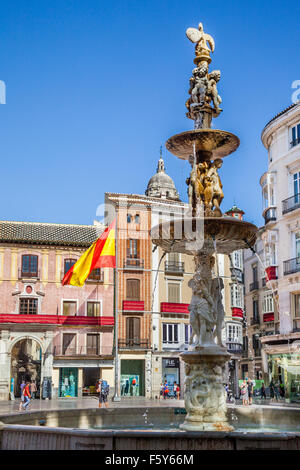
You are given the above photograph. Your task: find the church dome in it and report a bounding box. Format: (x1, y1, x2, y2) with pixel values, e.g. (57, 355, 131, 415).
(145, 154, 180, 201)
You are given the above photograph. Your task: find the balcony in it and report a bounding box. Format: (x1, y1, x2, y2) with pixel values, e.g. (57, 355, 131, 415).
(263, 312, 274, 322)
(242, 350, 248, 358)
(283, 257, 300, 275)
(249, 281, 259, 291)
(122, 300, 144, 311)
(265, 266, 277, 281)
(160, 302, 189, 314)
(118, 338, 150, 350)
(226, 342, 243, 354)
(282, 193, 300, 214)
(18, 269, 40, 280)
(0, 314, 114, 326)
(231, 307, 243, 319)
(231, 268, 244, 283)
(264, 207, 277, 224)
(290, 138, 300, 148)
(123, 258, 144, 270)
(251, 317, 260, 326)
(53, 346, 113, 356)
(164, 261, 184, 275)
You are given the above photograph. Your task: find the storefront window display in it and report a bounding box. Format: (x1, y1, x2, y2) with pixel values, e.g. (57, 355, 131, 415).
(162, 358, 180, 389)
(269, 353, 300, 402)
(59, 368, 78, 398)
(120, 375, 139, 397)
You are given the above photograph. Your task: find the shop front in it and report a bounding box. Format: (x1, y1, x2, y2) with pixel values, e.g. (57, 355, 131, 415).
(120, 359, 145, 397)
(59, 368, 78, 397)
(268, 353, 300, 402)
(162, 357, 180, 389)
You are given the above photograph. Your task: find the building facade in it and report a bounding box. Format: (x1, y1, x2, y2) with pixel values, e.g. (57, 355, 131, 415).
(242, 101, 300, 402)
(0, 221, 114, 400)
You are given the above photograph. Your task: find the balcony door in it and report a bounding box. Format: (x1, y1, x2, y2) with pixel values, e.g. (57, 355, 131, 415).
(62, 333, 76, 356)
(126, 317, 140, 346)
(126, 279, 140, 301)
(127, 239, 139, 259)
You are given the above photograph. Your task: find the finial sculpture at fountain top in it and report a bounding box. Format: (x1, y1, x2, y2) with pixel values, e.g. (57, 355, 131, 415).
(151, 21, 257, 431)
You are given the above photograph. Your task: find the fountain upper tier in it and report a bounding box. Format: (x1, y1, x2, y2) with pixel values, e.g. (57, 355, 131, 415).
(151, 216, 257, 256)
(166, 129, 240, 161)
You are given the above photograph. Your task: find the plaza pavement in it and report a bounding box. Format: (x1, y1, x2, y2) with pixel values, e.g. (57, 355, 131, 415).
(0, 396, 299, 417)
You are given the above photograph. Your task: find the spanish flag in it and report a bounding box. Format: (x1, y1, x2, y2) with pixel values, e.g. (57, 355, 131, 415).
(62, 219, 116, 287)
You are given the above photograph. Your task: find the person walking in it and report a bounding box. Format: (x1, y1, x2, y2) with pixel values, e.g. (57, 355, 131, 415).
(279, 381, 285, 400)
(269, 379, 275, 402)
(21, 381, 31, 411)
(260, 383, 267, 400)
(240, 380, 248, 406)
(97, 379, 109, 408)
(19, 380, 26, 411)
(247, 378, 254, 405)
(163, 380, 169, 400)
(176, 383, 180, 400)
(30, 380, 37, 400)
(173, 382, 177, 399)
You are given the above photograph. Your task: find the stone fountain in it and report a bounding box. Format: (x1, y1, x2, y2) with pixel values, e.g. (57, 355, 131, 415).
(151, 23, 257, 431)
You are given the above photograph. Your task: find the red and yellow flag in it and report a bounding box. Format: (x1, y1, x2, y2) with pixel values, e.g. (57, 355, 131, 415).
(62, 219, 116, 287)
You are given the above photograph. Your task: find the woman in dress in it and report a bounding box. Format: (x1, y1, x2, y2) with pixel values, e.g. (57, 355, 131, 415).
(240, 379, 249, 406)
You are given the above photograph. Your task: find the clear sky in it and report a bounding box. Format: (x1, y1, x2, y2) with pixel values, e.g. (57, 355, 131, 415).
(0, 0, 299, 227)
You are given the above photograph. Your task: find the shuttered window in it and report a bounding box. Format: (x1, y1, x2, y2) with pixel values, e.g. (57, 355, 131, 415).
(126, 279, 140, 300)
(126, 317, 140, 340)
(127, 239, 139, 258)
(87, 334, 99, 354)
(168, 283, 180, 303)
(62, 333, 76, 355)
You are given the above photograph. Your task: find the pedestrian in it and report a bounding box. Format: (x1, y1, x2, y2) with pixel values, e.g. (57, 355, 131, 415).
(30, 380, 37, 400)
(19, 381, 26, 411)
(247, 378, 254, 405)
(176, 383, 180, 400)
(20, 380, 25, 396)
(97, 379, 109, 408)
(173, 382, 177, 399)
(159, 383, 163, 400)
(163, 380, 169, 400)
(260, 383, 267, 399)
(279, 381, 285, 399)
(240, 380, 248, 406)
(22, 381, 31, 411)
(269, 378, 275, 402)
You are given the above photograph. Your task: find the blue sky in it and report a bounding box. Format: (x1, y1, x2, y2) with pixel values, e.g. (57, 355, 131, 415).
(0, 0, 299, 227)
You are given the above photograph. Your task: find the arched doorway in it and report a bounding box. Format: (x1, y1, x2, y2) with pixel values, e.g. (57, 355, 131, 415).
(11, 338, 42, 398)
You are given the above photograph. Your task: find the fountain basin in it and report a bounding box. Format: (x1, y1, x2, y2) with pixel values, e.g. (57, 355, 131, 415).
(166, 129, 240, 161)
(151, 216, 257, 255)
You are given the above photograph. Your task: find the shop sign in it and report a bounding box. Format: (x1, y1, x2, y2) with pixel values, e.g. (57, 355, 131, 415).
(163, 358, 179, 368)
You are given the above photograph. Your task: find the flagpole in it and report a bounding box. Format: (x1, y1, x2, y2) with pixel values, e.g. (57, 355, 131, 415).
(112, 211, 121, 402)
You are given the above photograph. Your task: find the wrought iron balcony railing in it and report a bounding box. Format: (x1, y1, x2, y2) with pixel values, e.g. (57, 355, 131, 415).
(251, 316, 260, 326)
(164, 261, 185, 274)
(283, 257, 300, 275)
(123, 258, 144, 269)
(118, 338, 150, 349)
(282, 193, 300, 214)
(18, 269, 40, 280)
(264, 207, 277, 224)
(53, 346, 113, 356)
(249, 281, 259, 291)
(226, 342, 243, 354)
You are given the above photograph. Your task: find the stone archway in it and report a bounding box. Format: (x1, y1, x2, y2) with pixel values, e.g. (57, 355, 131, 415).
(11, 338, 42, 398)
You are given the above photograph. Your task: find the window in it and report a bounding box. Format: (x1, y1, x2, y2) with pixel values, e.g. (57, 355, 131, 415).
(127, 239, 139, 258)
(64, 259, 77, 275)
(253, 299, 259, 320)
(265, 243, 277, 266)
(127, 214, 132, 223)
(227, 324, 242, 343)
(185, 324, 192, 344)
(231, 250, 242, 270)
(168, 282, 180, 303)
(291, 124, 300, 148)
(252, 264, 258, 282)
(296, 233, 300, 258)
(87, 301, 101, 317)
(88, 268, 102, 281)
(243, 336, 248, 351)
(163, 323, 179, 344)
(87, 334, 99, 354)
(126, 279, 140, 300)
(262, 292, 274, 313)
(21, 255, 38, 277)
(252, 334, 261, 355)
(230, 283, 244, 308)
(294, 294, 300, 318)
(19, 298, 38, 315)
(126, 317, 140, 340)
(135, 214, 140, 224)
(62, 333, 76, 355)
(63, 301, 77, 316)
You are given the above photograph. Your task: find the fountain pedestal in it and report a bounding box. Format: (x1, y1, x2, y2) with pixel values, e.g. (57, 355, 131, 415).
(180, 347, 233, 432)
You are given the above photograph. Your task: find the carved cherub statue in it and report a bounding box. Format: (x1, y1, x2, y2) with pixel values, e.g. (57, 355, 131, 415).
(206, 70, 222, 111)
(206, 158, 224, 216)
(190, 63, 208, 106)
